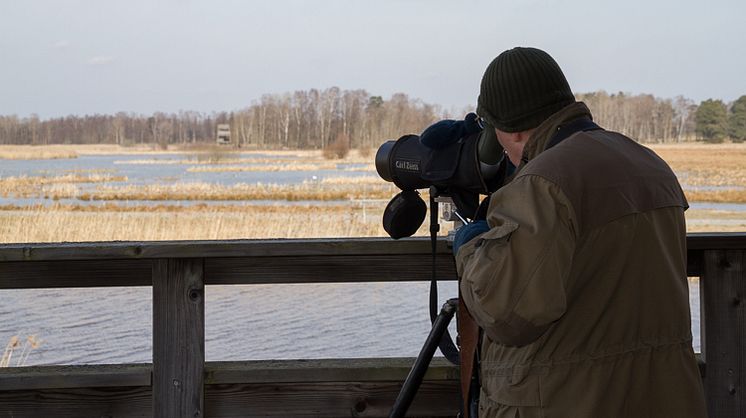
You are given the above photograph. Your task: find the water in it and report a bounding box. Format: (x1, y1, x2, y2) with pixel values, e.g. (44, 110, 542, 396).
(689, 202, 746, 212)
(0, 281, 701, 366)
(0, 282, 456, 365)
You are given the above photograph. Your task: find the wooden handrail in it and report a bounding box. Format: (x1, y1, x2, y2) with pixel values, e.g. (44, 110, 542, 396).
(0, 233, 744, 263)
(1, 234, 744, 290)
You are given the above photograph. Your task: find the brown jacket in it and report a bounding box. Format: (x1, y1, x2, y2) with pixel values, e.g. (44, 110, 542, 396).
(456, 102, 707, 417)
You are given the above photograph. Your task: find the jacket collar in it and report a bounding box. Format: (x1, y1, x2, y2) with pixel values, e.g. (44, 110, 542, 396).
(520, 101, 593, 164)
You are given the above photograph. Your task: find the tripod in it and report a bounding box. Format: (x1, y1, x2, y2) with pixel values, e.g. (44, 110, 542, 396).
(389, 188, 481, 418)
(389, 298, 458, 418)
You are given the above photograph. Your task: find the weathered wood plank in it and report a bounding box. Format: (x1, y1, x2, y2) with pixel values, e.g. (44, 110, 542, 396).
(0, 386, 151, 418)
(687, 233, 746, 250)
(0, 364, 150, 391)
(0, 252, 457, 289)
(702, 249, 745, 418)
(0, 259, 152, 289)
(0, 381, 458, 418)
(205, 254, 458, 284)
(204, 381, 459, 417)
(205, 358, 459, 385)
(1, 234, 743, 263)
(153, 258, 205, 418)
(0, 237, 452, 262)
(0, 235, 742, 289)
(0, 359, 456, 390)
(0, 359, 460, 418)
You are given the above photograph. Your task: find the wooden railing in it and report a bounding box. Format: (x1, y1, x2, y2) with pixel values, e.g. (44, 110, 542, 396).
(0, 234, 744, 417)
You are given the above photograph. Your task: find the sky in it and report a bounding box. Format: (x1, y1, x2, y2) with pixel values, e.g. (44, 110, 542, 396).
(1, 0, 744, 118)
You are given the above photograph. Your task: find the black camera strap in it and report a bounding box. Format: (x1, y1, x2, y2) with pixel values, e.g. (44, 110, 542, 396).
(429, 191, 460, 365)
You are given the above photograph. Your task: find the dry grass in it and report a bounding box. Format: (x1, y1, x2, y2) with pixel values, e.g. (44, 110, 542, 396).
(0, 201, 739, 243)
(0, 202, 406, 242)
(75, 181, 395, 202)
(0, 174, 127, 198)
(650, 143, 746, 187)
(684, 190, 746, 203)
(1, 335, 41, 367)
(0, 145, 78, 160)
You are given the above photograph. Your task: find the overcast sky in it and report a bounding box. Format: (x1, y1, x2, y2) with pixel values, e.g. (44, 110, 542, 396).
(1, 0, 744, 118)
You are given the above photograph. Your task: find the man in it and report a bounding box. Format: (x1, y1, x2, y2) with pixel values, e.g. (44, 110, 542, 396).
(452, 47, 707, 417)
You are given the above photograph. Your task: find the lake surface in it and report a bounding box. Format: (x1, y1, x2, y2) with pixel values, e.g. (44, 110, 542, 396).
(0, 281, 701, 366)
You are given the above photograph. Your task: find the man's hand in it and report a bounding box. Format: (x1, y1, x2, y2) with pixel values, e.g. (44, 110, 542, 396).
(453, 220, 490, 256)
(420, 113, 482, 149)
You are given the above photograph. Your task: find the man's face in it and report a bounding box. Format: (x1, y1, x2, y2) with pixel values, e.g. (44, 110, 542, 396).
(494, 128, 526, 166)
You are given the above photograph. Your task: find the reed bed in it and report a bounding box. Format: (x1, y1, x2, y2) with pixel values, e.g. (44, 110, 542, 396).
(76, 181, 396, 202)
(650, 143, 746, 189)
(0, 202, 405, 242)
(684, 190, 746, 203)
(0, 201, 740, 243)
(0, 174, 127, 198)
(0, 202, 368, 213)
(0, 145, 79, 160)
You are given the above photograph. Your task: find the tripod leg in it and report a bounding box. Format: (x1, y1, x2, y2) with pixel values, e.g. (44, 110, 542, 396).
(389, 298, 458, 418)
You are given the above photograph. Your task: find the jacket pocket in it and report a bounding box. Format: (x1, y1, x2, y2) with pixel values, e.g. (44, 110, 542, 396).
(481, 366, 541, 407)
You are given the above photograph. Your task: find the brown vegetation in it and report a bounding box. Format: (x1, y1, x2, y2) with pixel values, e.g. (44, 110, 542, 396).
(0, 202, 401, 242)
(649, 143, 746, 202)
(323, 133, 351, 159)
(0, 143, 743, 244)
(75, 181, 396, 202)
(1, 336, 41, 367)
(0, 174, 127, 198)
(0, 145, 79, 160)
(0, 200, 740, 243)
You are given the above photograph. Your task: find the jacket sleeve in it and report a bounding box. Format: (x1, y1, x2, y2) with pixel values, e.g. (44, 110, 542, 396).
(456, 174, 577, 347)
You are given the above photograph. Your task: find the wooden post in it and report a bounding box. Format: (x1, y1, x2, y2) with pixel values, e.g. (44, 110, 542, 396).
(702, 250, 745, 418)
(153, 258, 205, 418)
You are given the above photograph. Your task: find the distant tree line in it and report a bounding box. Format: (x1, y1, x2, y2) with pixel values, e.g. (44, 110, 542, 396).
(0, 88, 445, 151)
(1, 87, 744, 148)
(694, 96, 746, 143)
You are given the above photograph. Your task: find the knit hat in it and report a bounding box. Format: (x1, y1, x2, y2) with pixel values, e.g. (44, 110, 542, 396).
(477, 47, 575, 133)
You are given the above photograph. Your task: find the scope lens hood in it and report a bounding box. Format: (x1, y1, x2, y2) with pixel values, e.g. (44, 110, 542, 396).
(375, 140, 396, 182)
(382, 189, 427, 239)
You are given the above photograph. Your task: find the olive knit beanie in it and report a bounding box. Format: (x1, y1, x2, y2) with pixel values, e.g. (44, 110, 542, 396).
(477, 47, 575, 133)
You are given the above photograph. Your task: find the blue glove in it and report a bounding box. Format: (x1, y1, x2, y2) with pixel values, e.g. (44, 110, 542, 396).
(420, 113, 482, 149)
(452, 220, 490, 256)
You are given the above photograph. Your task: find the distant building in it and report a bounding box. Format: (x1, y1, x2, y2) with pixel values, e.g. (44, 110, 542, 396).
(216, 124, 231, 145)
